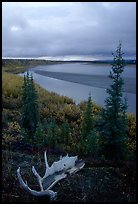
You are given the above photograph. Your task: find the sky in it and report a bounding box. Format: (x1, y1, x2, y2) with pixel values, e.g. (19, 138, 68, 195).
(2, 2, 136, 59)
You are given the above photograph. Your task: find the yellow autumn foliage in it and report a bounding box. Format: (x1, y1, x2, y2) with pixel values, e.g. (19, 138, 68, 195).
(2, 71, 136, 156)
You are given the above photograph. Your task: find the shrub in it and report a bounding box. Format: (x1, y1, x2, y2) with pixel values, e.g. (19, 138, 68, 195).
(2, 121, 23, 149)
(126, 113, 136, 158)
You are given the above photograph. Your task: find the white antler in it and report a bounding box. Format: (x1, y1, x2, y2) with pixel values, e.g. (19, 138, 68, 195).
(32, 166, 43, 191)
(17, 167, 57, 200)
(17, 151, 85, 200)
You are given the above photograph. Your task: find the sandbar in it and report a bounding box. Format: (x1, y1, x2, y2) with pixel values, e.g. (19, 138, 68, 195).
(34, 70, 136, 94)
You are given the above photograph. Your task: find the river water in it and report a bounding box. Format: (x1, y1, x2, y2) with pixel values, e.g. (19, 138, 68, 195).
(19, 62, 136, 114)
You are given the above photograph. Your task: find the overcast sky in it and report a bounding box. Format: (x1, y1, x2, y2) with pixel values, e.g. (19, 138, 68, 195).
(2, 2, 136, 59)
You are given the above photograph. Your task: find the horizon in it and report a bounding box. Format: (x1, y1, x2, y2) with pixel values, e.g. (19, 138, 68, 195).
(2, 54, 136, 61)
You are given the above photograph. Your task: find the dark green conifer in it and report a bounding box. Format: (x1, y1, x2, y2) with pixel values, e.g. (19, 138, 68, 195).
(21, 72, 40, 138)
(34, 122, 45, 148)
(46, 118, 58, 149)
(81, 93, 94, 140)
(80, 94, 99, 157)
(101, 43, 128, 160)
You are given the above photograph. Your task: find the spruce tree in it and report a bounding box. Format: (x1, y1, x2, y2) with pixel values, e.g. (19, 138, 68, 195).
(101, 43, 128, 161)
(81, 94, 94, 140)
(80, 94, 99, 156)
(46, 118, 58, 149)
(21, 72, 40, 139)
(60, 122, 72, 146)
(34, 122, 45, 149)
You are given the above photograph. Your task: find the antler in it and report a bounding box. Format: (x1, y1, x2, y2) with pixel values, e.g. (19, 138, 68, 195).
(17, 151, 85, 200)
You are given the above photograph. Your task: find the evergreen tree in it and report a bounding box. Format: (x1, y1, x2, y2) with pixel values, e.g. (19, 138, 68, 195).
(46, 118, 58, 149)
(21, 72, 40, 139)
(60, 122, 72, 146)
(101, 43, 128, 160)
(34, 122, 45, 149)
(81, 93, 94, 140)
(80, 94, 99, 156)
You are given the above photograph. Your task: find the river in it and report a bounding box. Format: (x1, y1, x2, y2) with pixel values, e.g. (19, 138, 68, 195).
(19, 62, 136, 114)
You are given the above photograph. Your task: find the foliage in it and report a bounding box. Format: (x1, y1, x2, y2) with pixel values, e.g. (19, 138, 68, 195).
(81, 94, 94, 139)
(2, 121, 23, 149)
(79, 94, 99, 157)
(126, 113, 136, 158)
(45, 118, 59, 149)
(2, 58, 136, 202)
(2, 72, 23, 98)
(79, 100, 102, 114)
(84, 130, 100, 157)
(34, 122, 46, 149)
(60, 122, 72, 144)
(2, 72, 23, 110)
(100, 43, 128, 160)
(2, 71, 136, 158)
(57, 122, 73, 152)
(21, 72, 40, 136)
(42, 117, 73, 152)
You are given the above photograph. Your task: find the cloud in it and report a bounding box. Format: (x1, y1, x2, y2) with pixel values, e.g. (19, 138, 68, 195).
(2, 2, 136, 58)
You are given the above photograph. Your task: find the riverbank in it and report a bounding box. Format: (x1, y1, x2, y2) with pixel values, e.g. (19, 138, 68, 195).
(34, 70, 136, 94)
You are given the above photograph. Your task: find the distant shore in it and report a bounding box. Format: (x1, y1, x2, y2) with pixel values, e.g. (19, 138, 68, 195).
(34, 70, 136, 94)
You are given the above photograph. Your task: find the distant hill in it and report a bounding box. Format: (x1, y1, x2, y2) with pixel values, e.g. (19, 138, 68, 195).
(91, 59, 136, 64)
(2, 58, 136, 66)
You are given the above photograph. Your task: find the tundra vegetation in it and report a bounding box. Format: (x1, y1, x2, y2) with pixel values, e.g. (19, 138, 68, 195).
(2, 44, 136, 202)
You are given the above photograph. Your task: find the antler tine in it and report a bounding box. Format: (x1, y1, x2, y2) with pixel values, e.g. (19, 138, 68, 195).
(17, 167, 29, 191)
(43, 151, 51, 179)
(32, 166, 43, 191)
(17, 167, 57, 200)
(44, 151, 49, 168)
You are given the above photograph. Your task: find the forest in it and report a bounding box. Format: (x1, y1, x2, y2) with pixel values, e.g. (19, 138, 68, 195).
(2, 44, 136, 202)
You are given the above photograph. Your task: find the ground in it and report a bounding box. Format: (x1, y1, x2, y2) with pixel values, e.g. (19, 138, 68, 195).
(2, 150, 136, 202)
